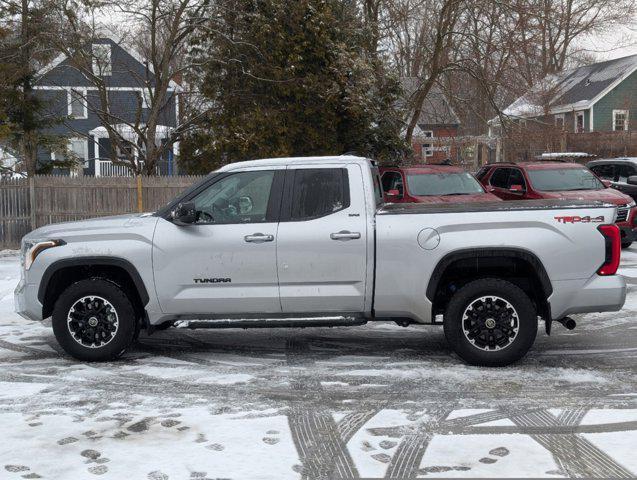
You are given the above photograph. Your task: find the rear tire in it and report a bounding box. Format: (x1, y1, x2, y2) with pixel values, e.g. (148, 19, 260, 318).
(621, 240, 632, 249)
(443, 278, 537, 367)
(52, 279, 136, 361)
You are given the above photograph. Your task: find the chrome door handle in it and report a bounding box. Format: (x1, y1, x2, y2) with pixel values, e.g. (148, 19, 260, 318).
(330, 231, 361, 241)
(244, 233, 274, 243)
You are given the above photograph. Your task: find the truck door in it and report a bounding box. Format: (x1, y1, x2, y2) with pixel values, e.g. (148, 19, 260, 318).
(152, 167, 284, 315)
(276, 164, 368, 313)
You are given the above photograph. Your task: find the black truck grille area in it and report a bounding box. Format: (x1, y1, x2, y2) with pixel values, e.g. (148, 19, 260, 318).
(616, 206, 629, 222)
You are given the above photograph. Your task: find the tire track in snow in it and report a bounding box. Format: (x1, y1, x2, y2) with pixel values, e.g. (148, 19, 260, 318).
(507, 409, 634, 478)
(285, 337, 360, 479)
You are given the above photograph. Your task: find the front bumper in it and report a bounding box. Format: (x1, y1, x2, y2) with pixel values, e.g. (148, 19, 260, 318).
(14, 278, 43, 321)
(549, 274, 626, 319)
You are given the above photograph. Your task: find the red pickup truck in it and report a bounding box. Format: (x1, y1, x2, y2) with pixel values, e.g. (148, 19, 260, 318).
(380, 165, 501, 204)
(476, 161, 637, 247)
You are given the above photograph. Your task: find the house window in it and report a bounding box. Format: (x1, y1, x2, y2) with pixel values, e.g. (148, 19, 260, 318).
(68, 89, 87, 119)
(422, 143, 433, 159)
(69, 138, 89, 169)
(116, 142, 135, 160)
(575, 111, 585, 133)
(92, 43, 112, 76)
(51, 137, 88, 169)
(423, 130, 434, 138)
(613, 110, 629, 131)
(555, 114, 565, 129)
(140, 89, 152, 109)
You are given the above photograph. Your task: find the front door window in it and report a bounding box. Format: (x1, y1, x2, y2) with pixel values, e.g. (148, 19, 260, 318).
(191, 170, 275, 224)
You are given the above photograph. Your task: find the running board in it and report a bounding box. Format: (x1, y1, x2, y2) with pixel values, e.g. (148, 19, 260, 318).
(173, 316, 367, 330)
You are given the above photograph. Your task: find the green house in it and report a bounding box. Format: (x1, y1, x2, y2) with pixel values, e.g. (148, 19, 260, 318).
(490, 54, 637, 134)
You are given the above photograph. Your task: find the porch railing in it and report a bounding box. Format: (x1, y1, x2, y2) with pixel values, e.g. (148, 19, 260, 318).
(95, 160, 161, 177)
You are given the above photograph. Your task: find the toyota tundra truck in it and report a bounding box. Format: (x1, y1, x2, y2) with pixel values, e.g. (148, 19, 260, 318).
(14, 156, 626, 366)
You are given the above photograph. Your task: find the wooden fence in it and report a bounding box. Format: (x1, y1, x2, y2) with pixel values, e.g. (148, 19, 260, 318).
(502, 129, 637, 161)
(0, 175, 204, 249)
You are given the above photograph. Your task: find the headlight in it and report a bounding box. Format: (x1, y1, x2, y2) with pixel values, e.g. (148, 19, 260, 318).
(23, 239, 64, 270)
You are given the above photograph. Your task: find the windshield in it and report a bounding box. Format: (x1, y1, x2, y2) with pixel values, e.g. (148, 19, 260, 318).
(406, 172, 485, 196)
(527, 168, 603, 191)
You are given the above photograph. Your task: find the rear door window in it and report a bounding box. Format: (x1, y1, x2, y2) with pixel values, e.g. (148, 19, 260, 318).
(381, 171, 404, 195)
(617, 164, 637, 183)
(508, 168, 526, 189)
(289, 168, 350, 220)
(590, 164, 616, 181)
(489, 168, 511, 188)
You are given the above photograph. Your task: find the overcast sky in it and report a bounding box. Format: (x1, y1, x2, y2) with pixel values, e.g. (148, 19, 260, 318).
(577, 26, 637, 60)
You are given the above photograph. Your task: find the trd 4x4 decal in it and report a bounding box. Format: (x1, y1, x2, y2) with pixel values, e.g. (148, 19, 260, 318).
(554, 215, 604, 224)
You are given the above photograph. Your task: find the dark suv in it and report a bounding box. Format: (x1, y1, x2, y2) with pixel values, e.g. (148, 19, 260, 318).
(587, 158, 637, 202)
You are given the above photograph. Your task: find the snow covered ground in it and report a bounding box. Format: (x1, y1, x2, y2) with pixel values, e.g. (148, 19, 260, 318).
(0, 248, 636, 479)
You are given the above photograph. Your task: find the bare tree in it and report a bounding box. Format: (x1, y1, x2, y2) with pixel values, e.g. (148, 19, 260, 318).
(380, 0, 465, 145)
(43, 0, 210, 176)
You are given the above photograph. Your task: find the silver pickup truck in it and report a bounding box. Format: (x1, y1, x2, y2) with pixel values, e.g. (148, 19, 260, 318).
(15, 156, 626, 366)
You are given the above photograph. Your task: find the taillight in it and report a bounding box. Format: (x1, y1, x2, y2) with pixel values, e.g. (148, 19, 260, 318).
(597, 225, 620, 275)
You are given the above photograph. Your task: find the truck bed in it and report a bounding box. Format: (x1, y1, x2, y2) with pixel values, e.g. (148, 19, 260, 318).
(373, 199, 622, 324)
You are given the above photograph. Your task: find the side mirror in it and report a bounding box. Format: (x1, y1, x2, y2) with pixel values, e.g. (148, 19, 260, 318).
(386, 189, 402, 201)
(601, 179, 612, 188)
(627, 176, 637, 186)
(509, 184, 525, 193)
(172, 201, 197, 225)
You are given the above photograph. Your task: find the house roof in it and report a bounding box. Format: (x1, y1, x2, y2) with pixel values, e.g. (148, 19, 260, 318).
(400, 78, 460, 130)
(499, 54, 637, 119)
(35, 36, 181, 90)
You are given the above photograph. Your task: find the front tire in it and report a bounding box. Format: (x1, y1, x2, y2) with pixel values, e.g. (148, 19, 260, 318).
(52, 279, 136, 361)
(443, 278, 537, 367)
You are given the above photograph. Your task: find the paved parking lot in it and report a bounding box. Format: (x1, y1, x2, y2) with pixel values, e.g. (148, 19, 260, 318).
(0, 249, 635, 479)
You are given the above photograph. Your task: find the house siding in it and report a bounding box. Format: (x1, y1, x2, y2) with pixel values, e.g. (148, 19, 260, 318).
(37, 89, 177, 136)
(556, 109, 590, 133)
(593, 70, 637, 132)
(33, 39, 178, 175)
(412, 125, 459, 163)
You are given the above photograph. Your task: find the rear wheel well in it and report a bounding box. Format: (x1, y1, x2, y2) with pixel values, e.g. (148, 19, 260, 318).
(427, 250, 552, 320)
(41, 264, 146, 324)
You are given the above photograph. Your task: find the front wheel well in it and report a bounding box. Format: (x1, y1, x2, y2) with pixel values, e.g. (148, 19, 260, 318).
(427, 250, 552, 320)
(41, 263, 147, 323)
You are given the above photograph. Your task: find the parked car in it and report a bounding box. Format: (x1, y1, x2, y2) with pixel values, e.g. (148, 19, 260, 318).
(477, 161, 637, 248)
(587, 158, 637, 202)
(380, 165, 501, 203)
(16, 156, 625, 366)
